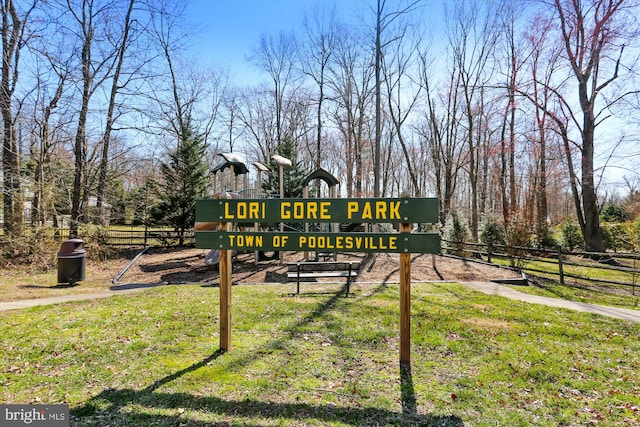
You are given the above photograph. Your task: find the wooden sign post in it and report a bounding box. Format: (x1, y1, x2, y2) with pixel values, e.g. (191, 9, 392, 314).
(219, 223, 232, 352)
(399, 221, 412, 364)
(195, 196, 440, 361)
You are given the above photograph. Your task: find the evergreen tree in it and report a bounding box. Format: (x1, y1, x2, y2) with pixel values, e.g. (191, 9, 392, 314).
(443, 211, 470, 257)
(263, 136, 308, 198)
(153, 121, 209, 245)
(479, 215, 506, 247)
(561, 219, 584, 251)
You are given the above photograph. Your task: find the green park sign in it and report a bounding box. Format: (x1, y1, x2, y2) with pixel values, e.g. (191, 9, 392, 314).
(195, 197, 440, 254)
(195, 196, 441, 359)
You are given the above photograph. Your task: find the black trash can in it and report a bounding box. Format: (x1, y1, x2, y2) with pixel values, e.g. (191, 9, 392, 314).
(57, 239, 86, 285)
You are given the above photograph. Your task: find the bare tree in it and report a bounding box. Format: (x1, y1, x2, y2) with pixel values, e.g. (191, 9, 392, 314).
(60, 0, 127, 237)
(220, 87, 245, 152)
(445, 0, 501, 240)
(418, 56, 466, 224)
(299, 4, 338, 170)
(523, 12, 563, 239)
(326, 23, 375, 197)
(29, 60, 70, 228)
(23, 0, 79, 230)
(1, 0, 36, 236)
(372, 0, 420, 197)
(381, 15, 424, 196)
(249, 31, 299, 147)
(200, 68, 228, 148)
(236, 86, 277, 163)
(95, 0, 136, 221)
(496, 2, 530, 233)
(553, 0, 639, 252)
(146, 0, 195, 140)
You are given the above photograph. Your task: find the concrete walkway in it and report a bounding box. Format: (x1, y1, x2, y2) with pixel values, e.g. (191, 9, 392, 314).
(461, 281, 640, 323)
(1, 281, 639, 324)
(0, 287, 151, 312)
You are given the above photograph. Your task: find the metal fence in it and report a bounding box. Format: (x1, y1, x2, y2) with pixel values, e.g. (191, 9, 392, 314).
(37, 227, 195, 247)
(106, 228, 194, 247)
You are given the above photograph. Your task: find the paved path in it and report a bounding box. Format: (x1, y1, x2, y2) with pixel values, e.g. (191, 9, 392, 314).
(461, 281, 640, 323)
(0, 287, 151, 312)
(1, 281, 639, 324)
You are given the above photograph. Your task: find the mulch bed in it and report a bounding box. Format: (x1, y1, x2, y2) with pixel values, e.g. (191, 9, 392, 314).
(116, 247, 523, 286)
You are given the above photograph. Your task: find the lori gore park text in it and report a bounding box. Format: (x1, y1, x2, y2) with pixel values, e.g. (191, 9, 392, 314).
(196, 198, 439, 223)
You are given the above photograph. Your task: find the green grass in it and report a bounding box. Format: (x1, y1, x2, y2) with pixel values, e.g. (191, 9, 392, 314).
(1, 283, 639, 426)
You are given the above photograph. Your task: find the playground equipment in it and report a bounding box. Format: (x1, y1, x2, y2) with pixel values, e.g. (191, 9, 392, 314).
(303, 167, 339, 198)
(203, 153, 296, 265)
(302, 168, 340, 261)
(202, 155, 362, 266)
(270, 155, 292, 200)
(205, 249, 220, 265)
(253, 161, 275, 263)
(208, 154, 250, 266)
(202, 157, 353, 265)
(212, 152, 250, 194)
(270, 155, 291, 262)
(252, 161, 269, 192)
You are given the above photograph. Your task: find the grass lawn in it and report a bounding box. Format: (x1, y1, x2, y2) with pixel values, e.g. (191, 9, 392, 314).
(1, 282, 639, 426)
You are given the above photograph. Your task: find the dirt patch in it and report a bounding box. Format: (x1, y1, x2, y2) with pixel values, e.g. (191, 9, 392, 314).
(116, 247, 522, 286)
(461, 317, 513, 331)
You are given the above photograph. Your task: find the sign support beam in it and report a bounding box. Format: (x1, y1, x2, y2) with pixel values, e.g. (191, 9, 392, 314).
(219, 223, 232, 352)
(400, 222, 412, 364)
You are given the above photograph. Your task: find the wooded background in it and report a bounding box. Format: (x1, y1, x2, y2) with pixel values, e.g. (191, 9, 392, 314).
(1, 0, 639, 254)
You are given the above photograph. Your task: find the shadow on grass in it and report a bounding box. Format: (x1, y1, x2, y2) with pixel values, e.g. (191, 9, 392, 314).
(21, 283, 80, 289)
(286, 281, 352, 298)
(73, 288, 464, 426)
(74, 389, 463, 426)
(287, 291, 354, 298)
(109, 282, 166, 291)
(529, 277, 575, 300)
(73, 351, 463, 426)
(400, 362, 417, 417)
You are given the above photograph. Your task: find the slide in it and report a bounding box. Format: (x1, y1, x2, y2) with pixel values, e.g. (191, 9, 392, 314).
(205, 249, 220, 265)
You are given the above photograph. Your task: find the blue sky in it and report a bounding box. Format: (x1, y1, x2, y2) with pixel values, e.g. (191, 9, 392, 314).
(185, 0, 369, 84)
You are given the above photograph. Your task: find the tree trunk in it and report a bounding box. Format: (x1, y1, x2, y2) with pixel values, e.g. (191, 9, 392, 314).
(96, 0, 135, 225)
(581, 116, 604, 252)
(373, 0, 382, 198)
(70, 17, 93, 238)
(536, 131, 548, 233)
(554, 0, 624, 253)
(1, 0, 24, 237)
(466, 98, 478, 240)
